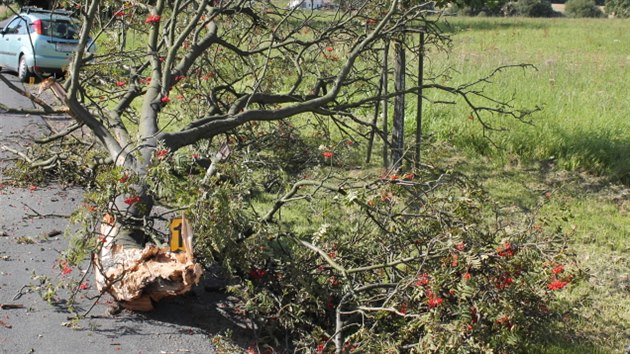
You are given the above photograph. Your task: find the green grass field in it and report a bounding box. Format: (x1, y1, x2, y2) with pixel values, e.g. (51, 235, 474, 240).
(425, 17, 630, 179)
(423, 17, 630, 353)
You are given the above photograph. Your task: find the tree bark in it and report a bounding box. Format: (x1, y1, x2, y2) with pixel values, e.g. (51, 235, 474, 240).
(391, 37, 405, 170)
(415, 31, 425, 168)
(381, 39, 390, 168)
(366, 40, 388, 164)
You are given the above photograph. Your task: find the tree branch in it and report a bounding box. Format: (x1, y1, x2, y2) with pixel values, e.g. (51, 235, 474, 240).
(34, 122, 83, 144)
(0, 75, 56, 113)
(157, 2, 400, 150)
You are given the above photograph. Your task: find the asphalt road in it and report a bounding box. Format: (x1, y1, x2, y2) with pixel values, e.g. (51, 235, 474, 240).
(0, 72, 250, 353)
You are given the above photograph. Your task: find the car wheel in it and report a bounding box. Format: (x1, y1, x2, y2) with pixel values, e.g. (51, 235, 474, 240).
(18, 56, 31, 83)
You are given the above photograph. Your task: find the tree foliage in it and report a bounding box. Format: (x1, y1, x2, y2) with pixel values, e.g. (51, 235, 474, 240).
(71, 125, 581, 352)
(454, 0, 509, 16)
(449, 0, 561, 16)
(605, 0, 630, 16)
(190, 156, 579, 352)
(565, 0, 605, 17)
(50, 0, 536, 230)
(503, 0, 558, 16)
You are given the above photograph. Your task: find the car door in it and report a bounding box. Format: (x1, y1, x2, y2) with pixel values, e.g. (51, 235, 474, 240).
(0, 17, 19, 69)
(0, 17, 28, 71)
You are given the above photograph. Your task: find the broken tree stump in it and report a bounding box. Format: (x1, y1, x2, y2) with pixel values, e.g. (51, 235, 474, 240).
(94, 214, 203, 311)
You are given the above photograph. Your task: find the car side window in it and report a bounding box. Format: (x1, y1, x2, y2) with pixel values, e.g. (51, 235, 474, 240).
(15, 19, 28, 35)
(4, 18, 24, 34)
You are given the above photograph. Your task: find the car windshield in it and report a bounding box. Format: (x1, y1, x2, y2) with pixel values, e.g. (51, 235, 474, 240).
(34, 19, 80, 40)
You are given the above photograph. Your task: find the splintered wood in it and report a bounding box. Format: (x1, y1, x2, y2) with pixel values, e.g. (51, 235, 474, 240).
(94, 214, 202, 311)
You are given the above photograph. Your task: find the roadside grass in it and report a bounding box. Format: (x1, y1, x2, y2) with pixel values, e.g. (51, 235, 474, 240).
(441, 150, 630, 353)
(420, 18, 630, 353)
(406, 17, 630, 352)
(424, 17, 630, 180)
(0, 5, 12, 21)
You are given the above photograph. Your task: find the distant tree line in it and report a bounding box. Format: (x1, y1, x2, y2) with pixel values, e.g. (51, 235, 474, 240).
(605, 0, 630, 16)
(448, 0, 627, 17)
(4, 0, 52, 10)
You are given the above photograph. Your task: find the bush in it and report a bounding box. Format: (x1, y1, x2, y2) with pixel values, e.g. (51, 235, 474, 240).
(457, 5, 478, 15)
(606, 0, 630, 16)
(450, 0, 510, 15)
(443, 3, 460, 15)
(513, 0, 559, 16)
(565, 0, 606, 16)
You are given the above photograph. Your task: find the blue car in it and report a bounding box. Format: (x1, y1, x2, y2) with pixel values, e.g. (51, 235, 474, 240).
(0, 7, 95, 82)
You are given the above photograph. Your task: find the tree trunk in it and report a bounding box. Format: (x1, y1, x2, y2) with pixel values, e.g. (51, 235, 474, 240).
(415, 31, 425, 168)
(366, 40, 389, 165)
(109, 181, 154, 249)
(381, 40, 391, 168)
(391, 37, 405, 170)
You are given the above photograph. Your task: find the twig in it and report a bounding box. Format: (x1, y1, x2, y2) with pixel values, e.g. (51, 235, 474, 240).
(0, 104, 67, 115)
(13, 285, 31, 301)
(201, 142, 231, 185)
(0, 146, 63, 169)
(35, 122, 84, 143)
(0, 303, 24, 310)
(355, 305, 423, 318)
(1, 146, 33, 163)
(295, 238, 347, 275)
(21, 202, 70, 219)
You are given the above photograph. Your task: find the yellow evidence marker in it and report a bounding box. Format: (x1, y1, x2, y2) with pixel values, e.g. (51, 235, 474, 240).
(169, 217, 185, 252)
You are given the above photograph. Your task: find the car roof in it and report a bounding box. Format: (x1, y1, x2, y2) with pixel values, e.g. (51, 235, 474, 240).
(16, 7, 78, 21)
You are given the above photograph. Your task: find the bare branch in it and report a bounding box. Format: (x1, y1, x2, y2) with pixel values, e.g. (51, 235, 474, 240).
(0, 75, 56, 113)
(34, 123, 84, 144)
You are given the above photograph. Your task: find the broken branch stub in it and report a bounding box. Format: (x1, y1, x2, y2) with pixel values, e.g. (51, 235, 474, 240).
(94, 215, 202, 311)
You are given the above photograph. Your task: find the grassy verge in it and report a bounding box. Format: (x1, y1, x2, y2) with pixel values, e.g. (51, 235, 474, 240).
(418, 17, 629, 352)
(441, 150, 630, 353)
(425, 17, 630, 180)
(0, 5, 13, 21)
